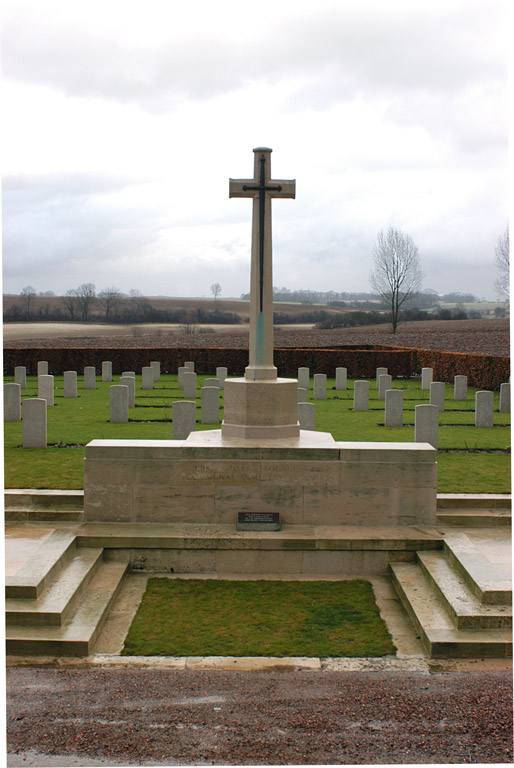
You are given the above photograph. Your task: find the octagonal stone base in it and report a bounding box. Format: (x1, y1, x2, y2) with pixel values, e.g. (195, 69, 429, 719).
(222, 377, 300, 439)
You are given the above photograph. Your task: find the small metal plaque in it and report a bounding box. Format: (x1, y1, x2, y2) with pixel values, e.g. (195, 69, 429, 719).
(237, 512, 281, 531)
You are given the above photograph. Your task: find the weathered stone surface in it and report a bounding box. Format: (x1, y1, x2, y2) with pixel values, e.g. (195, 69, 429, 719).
(298, 367, 309, 389)
(38, 375, 54, 406)
(336, 367, 347, 390)
(4, 383, 21, 421)
(37, 361, 48, 376)
(385, 389, 403, 427)
(475, 391, 494, 427)
(415, 404, 439, 448)
(430, 382, 446, 412)
(183, 372, 197, 399)
(376, 367, 387, 388)
(63, 371, 77, 398)
(142, 367, 154, 390)
(378, 374, 392, 401)
(184, 361, 195, 372)
(499, 383, 510, 413)
(22, 398, 47, 448)
(201, 386, 220, 424)
(421, 367, 433, 390)
(150, 361, 161, 381)
(14, 366, 27, 389)
(454, 375, 467, 401)
(298, 402, 315, 430)
(353, 381, 369, 411)
(313, 374, 327, 400)
(222, 378, 299, 439)
(173, 401, 196, 440)
(84, 367, 96, 390)
(297, 387, 308, 403)
(119, 376, 135, 408)
(102, 361, 112, 382)
(110, 385, 129, 423)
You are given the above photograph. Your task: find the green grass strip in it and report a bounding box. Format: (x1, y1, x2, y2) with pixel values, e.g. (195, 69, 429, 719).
(122, 578, 396, 658)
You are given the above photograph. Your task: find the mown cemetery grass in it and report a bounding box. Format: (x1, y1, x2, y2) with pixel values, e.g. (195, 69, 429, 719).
(121, 578, 396, 657)
(3, 374, 510, 492)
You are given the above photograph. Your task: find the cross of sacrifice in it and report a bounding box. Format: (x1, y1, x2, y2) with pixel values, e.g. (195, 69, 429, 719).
(229, 148, 295, 381)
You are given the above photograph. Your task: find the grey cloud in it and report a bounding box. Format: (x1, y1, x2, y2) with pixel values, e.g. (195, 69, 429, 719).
(2, 1, 506, 112)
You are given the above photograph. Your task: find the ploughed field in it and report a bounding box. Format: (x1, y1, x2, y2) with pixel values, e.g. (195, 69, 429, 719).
(3, 317, 510, 356)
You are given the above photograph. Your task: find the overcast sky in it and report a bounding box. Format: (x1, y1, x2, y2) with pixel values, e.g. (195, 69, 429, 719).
(2, 0, 509, 300)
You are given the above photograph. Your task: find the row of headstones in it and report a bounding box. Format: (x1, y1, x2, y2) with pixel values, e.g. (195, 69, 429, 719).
(297, 365, 511, 413)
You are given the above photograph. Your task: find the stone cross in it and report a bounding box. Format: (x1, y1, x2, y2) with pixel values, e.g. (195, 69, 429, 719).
(230, 147, 295, 380)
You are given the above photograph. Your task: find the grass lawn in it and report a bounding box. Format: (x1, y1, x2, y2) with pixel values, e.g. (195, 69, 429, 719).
(121, 578, 396, 657)
(3, 374, 510, 492)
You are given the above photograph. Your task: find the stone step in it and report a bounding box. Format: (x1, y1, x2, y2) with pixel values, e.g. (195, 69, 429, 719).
(437, 494, 511, 510)
(444, 534, 512, 605)
(6, 548, 104, 627)
(436, 509, 511, 527)
(4, 490, 84, 521)
(417, 551, 512, 630)
(6, 530, 77, 599)
(6, 560, 128, 657)
(390, 562, 512, 658)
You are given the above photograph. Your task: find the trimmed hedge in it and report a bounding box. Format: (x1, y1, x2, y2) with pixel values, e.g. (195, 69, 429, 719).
(3, 345, 509, 390)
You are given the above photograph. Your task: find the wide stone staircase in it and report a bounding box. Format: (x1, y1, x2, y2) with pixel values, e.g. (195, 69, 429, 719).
(5, 528, 127, 656)
(391, 495, 512, 658)
(4, 490, 512, 659)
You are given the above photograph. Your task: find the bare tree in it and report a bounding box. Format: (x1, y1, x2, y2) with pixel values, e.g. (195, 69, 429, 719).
(494, 228, 509, 301)
(75, 283, 96, 321)
(20, 286, 36, 318)
(61, 289, 78, 320)
(370, 227, 423, 333)
(98, 286, 123, 321)
(210, 283, 222, 304)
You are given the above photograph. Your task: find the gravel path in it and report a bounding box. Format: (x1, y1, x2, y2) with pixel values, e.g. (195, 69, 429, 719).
(7, 668, 512, 765)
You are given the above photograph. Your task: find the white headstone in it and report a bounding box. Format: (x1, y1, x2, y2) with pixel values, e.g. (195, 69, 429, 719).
(475, 391, 493, 427)
(376, 367, 387, 388)
(500, 383, 510, 413)
(297, 387, 308, 403)
(415, 404, 438, 448)
(173, 400, 196, 439)
(353, 380, 369, 411)
(84, 367, 96, 389)
(110, 385, 129, 423)
(378, 374, 392, 401)
(142, 367, 154, 390)
(119, 375, 135, 408)
(454, 375, 467, 401)
(204, 378, 220, 388)
(102, 361, 113, 382)
(14, 366, 27, 389)
(298, 367, 310, 389)
(150, 361, 161, 381)
(38, 374, 54, 406)
(384, 389, 403, 427)
(216, 367, 228, 390)
(4, 383, 21, 421)
(313, 373, 327, 400)
(201, 386, 220, 424)
(184, 361, 195, 372)
(298, 402, 315, 431)
(335, 367, 347, 390)
(430, 382, 445, 412)
(63, 371, 77, 398)
(183, 371, 197, 399)
(122, 371, 135, 378)
(421, 367, 433, 390)
(23, 398, 47, 448)
(178, 366, 187, 389)
(37, 361, 48, 376)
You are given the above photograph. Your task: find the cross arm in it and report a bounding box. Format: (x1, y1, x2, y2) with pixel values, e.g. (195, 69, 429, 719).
(229, 179, 257, 198)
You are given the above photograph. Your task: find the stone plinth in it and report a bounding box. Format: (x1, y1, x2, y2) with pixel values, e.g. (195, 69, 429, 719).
(222, 378, 300, 439)
(83, 432, 437, 527)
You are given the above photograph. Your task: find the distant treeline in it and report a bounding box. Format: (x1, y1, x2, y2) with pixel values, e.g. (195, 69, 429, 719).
(315, 305, 484, 329)
(242, 288, 479, 308)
